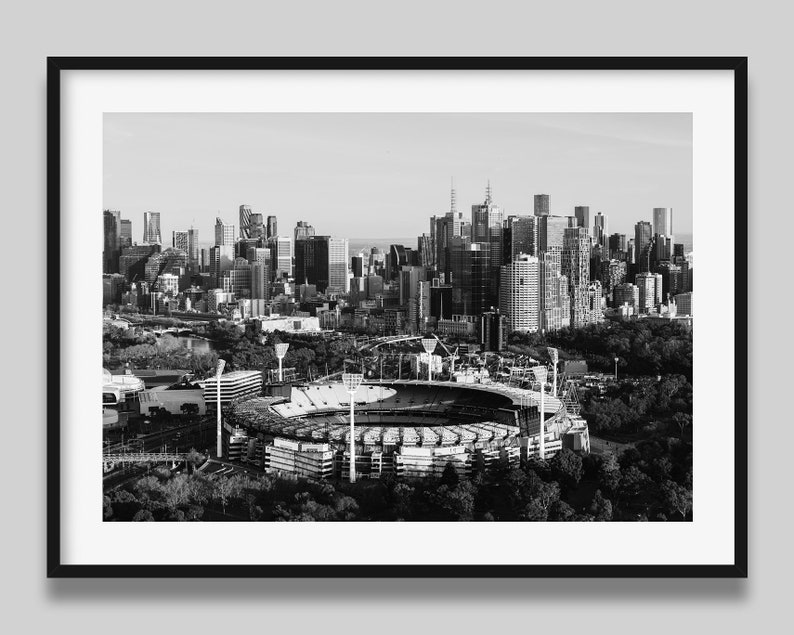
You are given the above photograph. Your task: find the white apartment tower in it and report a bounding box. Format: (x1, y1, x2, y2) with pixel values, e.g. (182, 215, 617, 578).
(499, 254, 540, 333)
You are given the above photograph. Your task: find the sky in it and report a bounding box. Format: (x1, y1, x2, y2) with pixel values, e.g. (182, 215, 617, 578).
(104, 113, 692, 244)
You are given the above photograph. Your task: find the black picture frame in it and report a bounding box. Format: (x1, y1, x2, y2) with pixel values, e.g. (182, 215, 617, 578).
(47, 56, 748, 578)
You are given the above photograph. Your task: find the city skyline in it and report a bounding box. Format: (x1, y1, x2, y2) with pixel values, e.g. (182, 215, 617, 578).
(104, 113, 693, 243)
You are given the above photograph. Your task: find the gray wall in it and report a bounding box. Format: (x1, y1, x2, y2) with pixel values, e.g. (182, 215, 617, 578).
(4, 1, 783, 633)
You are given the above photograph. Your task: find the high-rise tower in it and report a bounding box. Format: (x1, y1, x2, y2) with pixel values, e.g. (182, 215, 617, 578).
(653, 207, 673, 238)
(142, 211, 162, 244)
(239, 204, 253, 239)
(214, 217, 235, 246)
(534, 194, 550, 217)
(499, 254, 540, 333)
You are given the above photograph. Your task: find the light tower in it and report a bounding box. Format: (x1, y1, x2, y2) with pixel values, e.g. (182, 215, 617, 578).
(614, 357, 619, 380)
(421, 338, 437, 382)
(215, 359, 226, 458)
(275, 342, 289, 382)
(547, 347, 559, 396)
(342, 373, 364, 483)
(531, 365, 548, 460)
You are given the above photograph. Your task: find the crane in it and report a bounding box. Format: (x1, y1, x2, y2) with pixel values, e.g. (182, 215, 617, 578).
(432, 333, 459, 377)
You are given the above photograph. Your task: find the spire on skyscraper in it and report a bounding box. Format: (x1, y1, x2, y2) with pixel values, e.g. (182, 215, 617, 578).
(450, 177, 457, 213)
(485, 180, 492, 205)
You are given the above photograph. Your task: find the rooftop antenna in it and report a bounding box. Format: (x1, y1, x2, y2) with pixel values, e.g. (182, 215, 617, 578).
(485, 180, 493, 205)
(450, 177, 457, 214)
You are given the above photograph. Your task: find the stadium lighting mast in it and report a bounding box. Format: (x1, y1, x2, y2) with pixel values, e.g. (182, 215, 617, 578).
(215, 359, 226, 458)
(421, 338, 437, 382)
(614, 357, 619, 381)
(275, 342, 289, 382)
(342, 373, 364, 483)
(531, 366, 548, 460)
(547, 347, 559, 396)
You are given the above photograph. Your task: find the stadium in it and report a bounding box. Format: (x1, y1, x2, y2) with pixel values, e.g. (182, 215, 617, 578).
(226, 376, 591, 481)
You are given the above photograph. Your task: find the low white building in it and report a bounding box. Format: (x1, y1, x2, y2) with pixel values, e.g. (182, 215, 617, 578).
(258, 314, 321, 333)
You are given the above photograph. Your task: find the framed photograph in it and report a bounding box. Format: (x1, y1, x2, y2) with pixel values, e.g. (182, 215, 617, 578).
(48, 56, 747, 577)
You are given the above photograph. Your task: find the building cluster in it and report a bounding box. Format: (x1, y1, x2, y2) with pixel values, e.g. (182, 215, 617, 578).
(102, 185, 693, 347)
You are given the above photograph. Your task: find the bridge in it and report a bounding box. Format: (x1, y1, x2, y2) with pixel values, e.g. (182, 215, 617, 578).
(102, 452, 189, 473)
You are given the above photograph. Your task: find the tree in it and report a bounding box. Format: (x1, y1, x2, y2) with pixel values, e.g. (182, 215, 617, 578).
(549, 447, 583, 489)
(673, 412, 692, 440)
(181, 402, 200, 418)
(589, 489, 614, 521)
(440, 461, 461, 488)
(132, 509, 155, 522)
(660, 479, 692, 520)
(598, 453, 622, 495)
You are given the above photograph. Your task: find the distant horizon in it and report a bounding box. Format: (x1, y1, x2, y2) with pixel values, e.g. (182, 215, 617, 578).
(105, 113, 693, 243)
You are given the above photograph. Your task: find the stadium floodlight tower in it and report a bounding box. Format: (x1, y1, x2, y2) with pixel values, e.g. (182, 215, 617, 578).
(421, 338, 437, 382)
(342, 373, 364, 483)
(275, 342, 289, 382)
(215, 359, 226, 458)
(531, 365, 548, 460)
(547, 347, 559, 396)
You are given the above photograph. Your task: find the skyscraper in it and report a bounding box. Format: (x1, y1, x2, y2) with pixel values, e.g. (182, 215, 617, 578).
(270, 235, 293, 279)
(239, 204, 253, 239)
(187, 228, 200, 272)
(534, 194, 550, 217)
(563, 226, 591, 328)
(635, 272, 663, 313)
(214, 217, 235, 246)
(653, 207, 673, 237)
(119, 219, 132, 248)
(266, 215, 278, 240)
(103, 210, 121, 274)
(507, 215, 538, 261)
(328, 237, 349, 293)
(538, 215, 576, 253)
(294, 220, 316, 242)
(209, 245, 235, 288)
(593, 212, 608, 256)
(249, 213, 265, 240)
(574, 206, 591, 231)
(634, 221, 654, 272)
(172, 230, 189, 252)
(295, 235, 330, 292)
(499, 253, 540, 333)
(471, 183, 503, 284)
(449, 241, 492, 316)
(539, 250, 570, 332)
(142, 211, 162, 245)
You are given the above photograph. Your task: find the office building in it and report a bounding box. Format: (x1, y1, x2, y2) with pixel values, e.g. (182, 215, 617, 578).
(540, 250, 570, 332)
(266, 215, 278, 240)
(471, 183, 503, 279)
(210, 245, 235, 288)
(270, 235, 293, 279)
(608, 233, 627, 258)
(142, 211, 162, 244)
(187, 228, 200, 271)
(673, 292, 693, 316)
(172, 230, 189, 252)
(538, 215, 576, 253)
(600, 259, 628, 301)
(351, 256, 364, 278)
(294, 220, 316, 242)
(328, 237, 349, 293)
(214, 217, 235, 246)
(563, 226, 591, 328)
(156, 273, 179, 297)
(574, 206, 591, 231)
(636, 272, 663, 313)
(449, 241, 492, 316)
(613, 283, 640, 312)
(499, 254, 540, 333)
(480, 309, 507, 352)
(295, 235, 330, 292)
(635, 221, 654, 272)
(239, 204, 253, 238)
(249, 213, 265, 240)
(103, 210, 121, 274)
(119, 244, 160, 282)
(593, 212, 608, 255)
(653, 207, 673, 237)
(507, 215, 538, 260)
(534, 194, 550, 217)
(119, 219, 132, 248)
